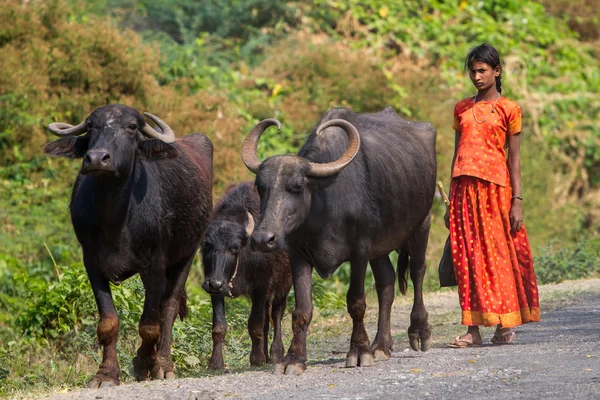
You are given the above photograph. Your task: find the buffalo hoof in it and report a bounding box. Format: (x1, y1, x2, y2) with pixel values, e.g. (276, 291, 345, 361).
(134, 368, 150, 382)
(408, 328, 432, 352)
(132, 355, 152, 381)
(133, 355, 175, 381)
(146, 367, 176, 380)
(87, 374, 119, 389)
(345, 350, 375, 368)
(151, 366, 165, 380)
(151, 357, 176, 380)
(373, 349, 391, 362)
(274, 360, 306, 376)
(370, 339, 393, 362)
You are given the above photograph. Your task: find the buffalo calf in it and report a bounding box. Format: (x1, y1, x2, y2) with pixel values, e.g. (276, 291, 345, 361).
(201, 182, 291, 369)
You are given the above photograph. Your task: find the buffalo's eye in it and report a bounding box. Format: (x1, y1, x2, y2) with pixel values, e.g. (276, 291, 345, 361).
(128, 123, 137, 130)
(287, 178, 305, 193)
(202, 242, 212, 252)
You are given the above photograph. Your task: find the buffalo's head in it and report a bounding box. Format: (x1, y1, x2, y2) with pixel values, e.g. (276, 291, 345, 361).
(43, 104, 178, 177)
(241, 118, 360, 252)
(201, 212, 255, 297)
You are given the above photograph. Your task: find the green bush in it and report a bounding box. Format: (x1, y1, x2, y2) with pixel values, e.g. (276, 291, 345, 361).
(535, 236, 600, 284)
(0, 257, 272, 395)
(539, 0, 600, 42)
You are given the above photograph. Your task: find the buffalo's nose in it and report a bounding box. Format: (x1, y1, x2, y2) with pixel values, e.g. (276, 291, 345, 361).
(207, 279, 224, 290)
(250, 231, 278, 252)
(84, 150, 111, 168)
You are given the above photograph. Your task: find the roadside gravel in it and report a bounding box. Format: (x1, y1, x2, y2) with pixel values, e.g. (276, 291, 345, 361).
(42, 279, 600, 400)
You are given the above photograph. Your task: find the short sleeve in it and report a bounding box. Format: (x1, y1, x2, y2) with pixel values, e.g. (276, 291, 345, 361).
(507, 104, 522, 135)
(453, 103, 461, 132)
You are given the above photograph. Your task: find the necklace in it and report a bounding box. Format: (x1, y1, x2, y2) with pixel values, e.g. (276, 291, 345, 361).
(472, 93, 500, 124)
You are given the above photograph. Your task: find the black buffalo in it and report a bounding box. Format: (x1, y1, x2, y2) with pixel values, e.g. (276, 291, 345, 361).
(201, 182, 291, 370)
(44, 104, 213, 387)
(241, 107, 436, 375)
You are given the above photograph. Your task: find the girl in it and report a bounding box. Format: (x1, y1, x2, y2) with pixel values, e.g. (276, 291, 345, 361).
(445, 43, 540, 347)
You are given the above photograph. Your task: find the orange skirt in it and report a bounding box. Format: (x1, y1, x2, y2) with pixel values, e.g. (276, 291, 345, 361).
(449, 176, 540, 328)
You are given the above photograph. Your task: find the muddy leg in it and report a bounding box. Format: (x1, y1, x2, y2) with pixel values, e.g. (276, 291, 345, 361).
(269, 287, 289, 363)
(133, 267, 166, 382)
(407, 215, 432, 352)
(369, 255, 395, 362)
(262, 298, 270, 364)
(345, 254, 374, 368)
(86, 266, 120, 388)
(275, 252, 312, 376)
(154, 255, 194, 379)
(249, 292, 268, 366)
(209, 295, 227, 370)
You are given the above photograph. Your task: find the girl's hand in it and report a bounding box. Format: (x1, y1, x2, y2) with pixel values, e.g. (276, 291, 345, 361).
(444, 208, 450, 230)
(510, 200, 523, 232)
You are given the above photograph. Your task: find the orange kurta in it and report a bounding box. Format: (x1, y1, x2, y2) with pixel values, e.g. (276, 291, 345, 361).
(450, 96, 540, 328)
(453, 96, 522, 187)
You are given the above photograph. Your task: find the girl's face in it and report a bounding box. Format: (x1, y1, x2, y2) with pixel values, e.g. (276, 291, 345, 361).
(468, 61, 501, 92)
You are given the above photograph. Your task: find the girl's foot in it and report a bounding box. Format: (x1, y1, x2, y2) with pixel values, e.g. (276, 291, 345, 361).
(447, 330, 483, 348)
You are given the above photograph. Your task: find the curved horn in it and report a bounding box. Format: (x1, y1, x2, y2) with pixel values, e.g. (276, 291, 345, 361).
(48, 121, 88, 137)
(142, 112, 176, 143)
(241, 118, 281, 173)
(245, 212, 255, 237)
(307, 119, 361, 177)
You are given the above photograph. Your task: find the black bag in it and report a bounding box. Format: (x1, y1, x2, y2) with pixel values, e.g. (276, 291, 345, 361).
(438, 236, 457, 287)
(436, 181, 457, 287)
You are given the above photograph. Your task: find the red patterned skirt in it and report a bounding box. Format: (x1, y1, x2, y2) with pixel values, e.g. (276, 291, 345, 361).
(449, 176, 540, 328)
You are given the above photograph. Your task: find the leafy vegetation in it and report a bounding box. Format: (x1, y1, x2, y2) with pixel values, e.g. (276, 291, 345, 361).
(1, 0, 599, 397)
(534, 236, 600, 284)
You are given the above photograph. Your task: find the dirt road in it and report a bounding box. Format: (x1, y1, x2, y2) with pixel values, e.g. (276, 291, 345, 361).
(43, 279, 600, 400)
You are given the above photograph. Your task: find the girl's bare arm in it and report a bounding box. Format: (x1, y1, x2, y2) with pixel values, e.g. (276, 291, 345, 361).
(507, 133, 523, 231)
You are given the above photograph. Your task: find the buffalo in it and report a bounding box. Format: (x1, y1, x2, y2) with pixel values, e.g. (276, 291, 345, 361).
(241, 107, 436, 375)
(201, 182, 292, 370)
(44, 104, 213, 387)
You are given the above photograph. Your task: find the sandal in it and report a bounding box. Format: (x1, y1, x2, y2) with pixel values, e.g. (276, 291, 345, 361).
(447, 336, 482, 348)
(491, 331, 516, 345)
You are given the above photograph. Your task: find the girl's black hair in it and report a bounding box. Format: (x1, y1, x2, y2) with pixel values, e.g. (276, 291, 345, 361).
(464, 43, 502, 93)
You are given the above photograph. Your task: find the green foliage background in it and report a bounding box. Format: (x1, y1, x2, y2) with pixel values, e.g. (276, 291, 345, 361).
(1, 0, 599, 396)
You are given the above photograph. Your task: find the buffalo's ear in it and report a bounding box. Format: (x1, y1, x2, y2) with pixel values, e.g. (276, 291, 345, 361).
(138, 139, 179, 160)
(43, 137, 88, 158)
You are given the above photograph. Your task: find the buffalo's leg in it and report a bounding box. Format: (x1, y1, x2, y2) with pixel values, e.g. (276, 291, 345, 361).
(275, 253, 312, 376)
(86, 266, 121, 388)
(248, 292, 268, 366)
(155, 255, 195, 379)
(262, 298, 270, 363)
(208, 295, 227, 370)
(369, 255, 395, 361)
(269, 287, 289, 363)
(407, 215, 432, 352)
(345, 254, 374, 368)
(133, 266, 167, 381)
